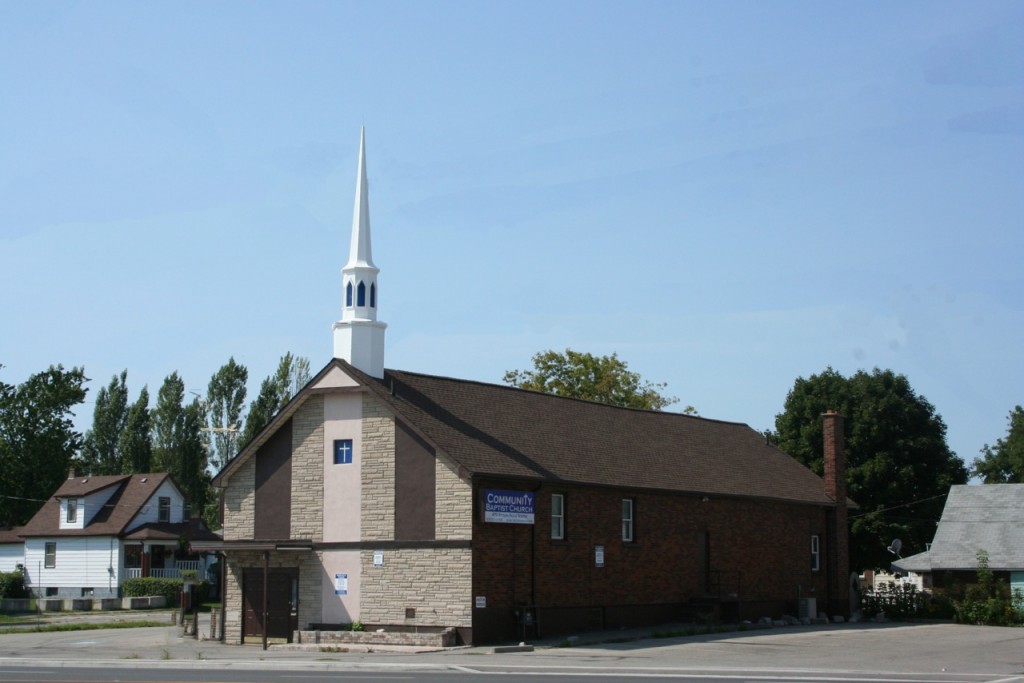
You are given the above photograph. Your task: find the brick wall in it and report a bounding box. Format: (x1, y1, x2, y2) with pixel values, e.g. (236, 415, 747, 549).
(472, 482, 831, 638)
(222, 457, 255, 541)
(360, 396, 395, 541)
(291, 396, 324, 541)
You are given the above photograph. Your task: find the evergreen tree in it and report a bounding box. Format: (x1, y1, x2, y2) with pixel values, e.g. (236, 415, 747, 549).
(0, 364, 88, 526)
(176, 398, 210, 518)
(119, 386, 152, 473)
(82, 370, 129, 474)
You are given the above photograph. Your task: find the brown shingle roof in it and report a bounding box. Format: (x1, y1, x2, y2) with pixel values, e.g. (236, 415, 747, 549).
(18, 473, 174, 538)
(342, 362, 835, 506)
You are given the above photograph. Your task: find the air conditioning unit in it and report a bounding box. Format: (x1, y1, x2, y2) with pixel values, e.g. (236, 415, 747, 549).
(798, 597, 816, 619)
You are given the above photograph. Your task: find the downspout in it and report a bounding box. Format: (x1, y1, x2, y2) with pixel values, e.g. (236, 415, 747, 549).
(262, 550, 269, 651)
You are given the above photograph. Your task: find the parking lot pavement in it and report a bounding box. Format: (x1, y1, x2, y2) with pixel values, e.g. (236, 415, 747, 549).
(1, 614, 1022, 677)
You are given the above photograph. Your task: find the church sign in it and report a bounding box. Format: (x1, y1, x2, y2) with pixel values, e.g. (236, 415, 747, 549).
(483, 489, 535, 524)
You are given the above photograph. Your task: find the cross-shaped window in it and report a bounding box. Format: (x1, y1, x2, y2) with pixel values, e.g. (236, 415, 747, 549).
(334, 439, 354, 464)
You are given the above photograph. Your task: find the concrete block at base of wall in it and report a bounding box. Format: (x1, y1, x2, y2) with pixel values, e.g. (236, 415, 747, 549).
(98, 598, 120, 610)
(70, 599, 93, 611)
(293, 628, 457, 648)
(0, 599, 33, 612)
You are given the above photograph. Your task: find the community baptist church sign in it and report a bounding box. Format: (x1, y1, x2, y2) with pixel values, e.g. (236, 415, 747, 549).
(483, 489, 535, 524)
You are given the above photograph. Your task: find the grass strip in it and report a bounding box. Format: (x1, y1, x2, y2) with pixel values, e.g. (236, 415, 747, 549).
(0, 620, 168, 635)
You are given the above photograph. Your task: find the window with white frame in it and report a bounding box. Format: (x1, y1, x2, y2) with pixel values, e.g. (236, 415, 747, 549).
(66, 498, 77, 523)
(551, 493, 565, 540)
(811, 535, 821, 571)
(622, 498, 635, 542)
(44, 542, 56, 568)
(158, 497, 171, 523)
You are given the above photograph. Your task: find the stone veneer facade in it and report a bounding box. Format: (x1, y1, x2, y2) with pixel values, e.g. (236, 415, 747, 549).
(360, 396, 395, 540)
(358, 547, 472, 627)
(291, 395, 324, 542)
(222, 456, 255, 541)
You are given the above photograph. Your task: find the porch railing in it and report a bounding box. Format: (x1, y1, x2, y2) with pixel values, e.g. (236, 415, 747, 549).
(123, 561, 202, 580)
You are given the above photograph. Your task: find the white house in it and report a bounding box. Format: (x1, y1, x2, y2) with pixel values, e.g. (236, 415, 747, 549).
(17, 471, 218, 598)
(0, 528, 23, 573)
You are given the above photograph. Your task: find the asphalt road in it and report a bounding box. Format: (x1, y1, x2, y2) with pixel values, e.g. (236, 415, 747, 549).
(0, 614, 1022, 683)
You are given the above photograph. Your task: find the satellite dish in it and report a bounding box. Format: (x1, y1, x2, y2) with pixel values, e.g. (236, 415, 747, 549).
(887, 538, 902, 558)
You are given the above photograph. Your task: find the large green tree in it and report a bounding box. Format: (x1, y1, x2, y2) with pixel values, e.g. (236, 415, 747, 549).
(238, 353, 311, 448)
(119, 386, 152, 473)
(150, 372, 208, 517)
(82, 370, 129, 475)
(772, 367, 968, 571)
(0, 365, 88, 526)
(151, 372, 185, 473)
(972, 405, 1024, 483)
(503, 348, 681, 411)
(205, 358, 248, 472)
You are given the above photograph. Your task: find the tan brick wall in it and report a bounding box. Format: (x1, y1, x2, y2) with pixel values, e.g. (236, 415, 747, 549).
(291, 396, 324, 541)
(222, 550, 324, 645)
(222, 457, 255, 541)
(435, 452, 472, 540)
(360, 396, 395, 541)
(359, 547, 472, 628)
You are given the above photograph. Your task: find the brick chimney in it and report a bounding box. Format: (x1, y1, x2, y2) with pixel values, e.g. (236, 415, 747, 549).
(822, 409, 850, 615)
(68, 467, 77, 480)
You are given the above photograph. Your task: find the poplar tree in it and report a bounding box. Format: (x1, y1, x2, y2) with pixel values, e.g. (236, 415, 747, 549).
(238, 353, 311, 448)
(206, 358, 248, 472)
(82, 370, 129, 475)
(119, 386, 152, 473)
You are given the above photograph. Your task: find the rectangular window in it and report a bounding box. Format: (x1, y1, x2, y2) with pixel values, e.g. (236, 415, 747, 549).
(66, 498, 77, 523)
(45, 587, 58, 597)
(334, 439, 354, 465)
(158, 497, 170, 523)
(551, 494, 564, 540)
(44, 542, 56, 568)
(81, 587, 94, 597)
(811, 535, 821, 571)
(622, 498, 635, 542)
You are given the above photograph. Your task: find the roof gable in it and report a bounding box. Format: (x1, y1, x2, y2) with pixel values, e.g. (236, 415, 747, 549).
(896, 484, 1024, 572)
(19, 473, 177, 538)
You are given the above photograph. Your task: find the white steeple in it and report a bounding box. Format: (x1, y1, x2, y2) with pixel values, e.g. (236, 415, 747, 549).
(333, 128, 387, 377)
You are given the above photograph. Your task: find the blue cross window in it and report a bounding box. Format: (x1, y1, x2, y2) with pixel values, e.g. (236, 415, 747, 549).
(334, 439, 353, 465)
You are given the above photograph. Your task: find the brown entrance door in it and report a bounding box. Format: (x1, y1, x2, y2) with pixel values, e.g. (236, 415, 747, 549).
(242, 568, 299, 643)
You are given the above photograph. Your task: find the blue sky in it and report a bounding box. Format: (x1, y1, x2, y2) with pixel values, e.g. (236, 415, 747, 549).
(1, 1, 1022, 471)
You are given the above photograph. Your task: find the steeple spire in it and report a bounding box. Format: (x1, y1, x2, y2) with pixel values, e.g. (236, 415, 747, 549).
(333, 128, 387, 377)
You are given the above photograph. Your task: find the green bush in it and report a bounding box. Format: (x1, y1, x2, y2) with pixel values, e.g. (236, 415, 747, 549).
(952, 550, 1024, 626)
(0, 569, 29, 599)
(120, 577, 209, 609)
(861, 582, 928, 620)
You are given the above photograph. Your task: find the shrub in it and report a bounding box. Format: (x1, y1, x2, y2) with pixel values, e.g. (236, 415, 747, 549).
(952, 549, 1024, 626)
(122, 577, 183, 606)
(861, 582, 928, 619)
(0, 569, 29, 599)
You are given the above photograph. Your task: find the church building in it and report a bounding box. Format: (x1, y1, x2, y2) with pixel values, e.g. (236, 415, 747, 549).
(207, 130, 851, 646)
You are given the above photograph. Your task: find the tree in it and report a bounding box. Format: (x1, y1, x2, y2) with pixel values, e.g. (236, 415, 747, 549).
(972, 405, 1024, 483)
(772, 367, 968, 571)
(82, 370, 129, 475)
(205, 358, 248, 472)
(151, 372, 185, 473)
(0, 365, 88, 527)
(150, 373, 209, 519)
(119, 386, 152, 473)
(239, 353, 311, 447)
(502, 348, 681, 411)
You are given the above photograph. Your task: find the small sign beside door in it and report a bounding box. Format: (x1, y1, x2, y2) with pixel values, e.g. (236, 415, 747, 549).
(334, 573, 348, 596)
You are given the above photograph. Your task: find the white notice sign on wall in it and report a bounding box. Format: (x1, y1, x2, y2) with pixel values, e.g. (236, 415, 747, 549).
(334, 573, 348, 596)
(373, 550, 384, 567)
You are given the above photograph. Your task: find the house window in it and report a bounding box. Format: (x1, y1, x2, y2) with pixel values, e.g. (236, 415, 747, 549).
(551, 493, 565, 540)
(81, 587, 94, 597)
(66, 498, 77, 523)
(158, 497, 170, 523)
(125, 545, 142, 569)
(811, 535, 821, 571)
(334, 439, 354, 464)
(44, 542, 56, 568)
(622, 499, 635, 542)
(45, 587, 58, 597)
